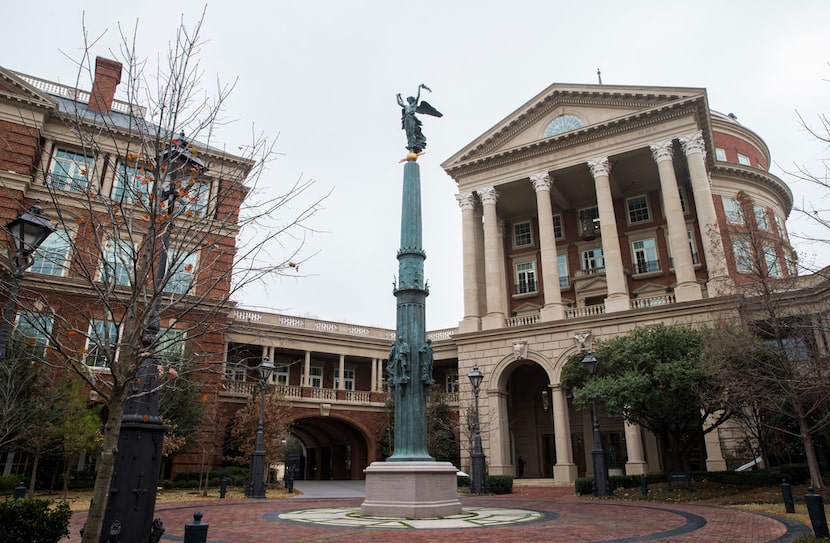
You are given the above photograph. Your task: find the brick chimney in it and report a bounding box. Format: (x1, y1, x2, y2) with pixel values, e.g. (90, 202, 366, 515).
(88, 57, 123, 113)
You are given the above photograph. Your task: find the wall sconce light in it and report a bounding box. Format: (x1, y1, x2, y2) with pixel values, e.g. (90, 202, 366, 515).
(541, 390, 549, 412)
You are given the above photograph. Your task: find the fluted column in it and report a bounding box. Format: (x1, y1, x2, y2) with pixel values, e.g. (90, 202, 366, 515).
(650, 141, 702, 302)
(530, 172, 564, 321)
(337, 354, 346, 391)
(456, 191, 482, 332)
(302, 350, 311, 387)
(623, 421, 647, 475)
(480, 187, 507, 330)
(551, 384, 578, 483)
(587, 157, 629, 312)
(679, 131, 734, 296)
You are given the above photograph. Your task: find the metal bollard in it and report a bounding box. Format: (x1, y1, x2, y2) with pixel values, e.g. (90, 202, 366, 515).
(183, 512, 209, 543)
(13, 483, 26, 499)
(805, 486, 829, 538)
(219, 477, 227, 499)
(780, 479, 795, 513)
(639, 474, 648, 496)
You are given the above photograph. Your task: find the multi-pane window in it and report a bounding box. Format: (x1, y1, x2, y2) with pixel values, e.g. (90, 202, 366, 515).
(754, 205, 770, 231)
(225, 361, 248, 381)
(786, 253, 798, 276)
(101, 238, 134, 287)
(155, 328, 185, 365)
(678, 188, 688, 214)
(515, 261, 537, 294)
(632, 239, 659, 274)
(14, 311, 53, 351)
(582, 248, 604, 272)
(763, 244, 781, 277)
(732, 239, 753, 273)
(513, 221, 533, 248)
(557, 254, 569, 287)
(446, 369, 459, 394)
(30, 229, 71, 276)
(723, 198, 744, 225)
(553, 214, 564, 239)
(715, 148, 726, 161)
(112, 163, 153, 203)
(85, 319, 119, 367)
(688, 231, 700, 264)
(274, 364, 290, 385)
(181, 180, 211, 218)
(579, 207, 600, 238)
(334, 369, 355, 390)
(626, 196, 650, 223)
(165, 250, 197, 295)
(737, 153, 751, 166)
(49, 149, 94, 192)
(309, 366, 323, 388)
(774, 214, 788, 240)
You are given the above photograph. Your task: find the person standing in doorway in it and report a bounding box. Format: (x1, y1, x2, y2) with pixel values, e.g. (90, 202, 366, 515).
(517, 455, 526, 478)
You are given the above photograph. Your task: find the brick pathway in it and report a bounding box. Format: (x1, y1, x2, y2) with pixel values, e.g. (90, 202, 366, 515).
(63, 487, 811, 542)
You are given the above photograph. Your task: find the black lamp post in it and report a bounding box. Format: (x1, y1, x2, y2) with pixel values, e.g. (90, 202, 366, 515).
(468, 366, 487, 494)
(0, 202, 55, 360)
(582, 350, 610, 496)
(99, 135, 206, 543)
(246, 357, 275, 499)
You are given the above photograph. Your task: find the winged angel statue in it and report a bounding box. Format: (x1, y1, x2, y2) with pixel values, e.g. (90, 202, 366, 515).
(397, 84, 442, 155)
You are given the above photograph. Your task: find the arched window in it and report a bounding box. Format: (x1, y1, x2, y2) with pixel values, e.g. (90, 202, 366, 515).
(543, 115, 584, 137)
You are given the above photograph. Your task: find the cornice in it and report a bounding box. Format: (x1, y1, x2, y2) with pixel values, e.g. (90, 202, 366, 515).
(713, 163, 793, 215)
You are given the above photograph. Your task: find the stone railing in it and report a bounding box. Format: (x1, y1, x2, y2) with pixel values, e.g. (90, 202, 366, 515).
(231, 309, 405, 341)
(275, 385, 303, 399)
(15, 72, 147, 117)
(565, 304, 606, 319)
(505, 313, 540, 327)
(427, 328, 456, 341)
(309, 388, 337, 400)
(343, 390, 372, 403)
(631, 293, 676, 309)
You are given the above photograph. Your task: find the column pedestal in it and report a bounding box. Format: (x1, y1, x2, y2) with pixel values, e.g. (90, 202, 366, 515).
(361, 461, 462, 518)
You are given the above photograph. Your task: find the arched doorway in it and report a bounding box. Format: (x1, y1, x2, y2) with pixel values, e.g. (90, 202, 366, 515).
(290, 416, 371, 480)
(505, 362, 553, 479)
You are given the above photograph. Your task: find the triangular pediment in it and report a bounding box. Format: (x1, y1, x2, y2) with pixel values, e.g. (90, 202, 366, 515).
(0, 67, 56, 110)
(442, 82, 706, 174)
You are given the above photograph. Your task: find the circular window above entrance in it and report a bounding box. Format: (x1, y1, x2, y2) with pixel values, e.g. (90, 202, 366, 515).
(543, 115, 584, 137)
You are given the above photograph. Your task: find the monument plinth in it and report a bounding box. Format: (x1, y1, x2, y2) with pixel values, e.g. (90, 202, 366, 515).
(361, 88, 461, 518)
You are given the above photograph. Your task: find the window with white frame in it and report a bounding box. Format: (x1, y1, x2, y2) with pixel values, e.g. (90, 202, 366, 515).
(723, 198, 744, 225)
(754, 205, 770, 231)
(732, 239, 753, 273)
(49, 148, 94, 192)
(14, 311, 53, 352)
(557, 254, 569, 287)
(334, 368, 355, 390)
(112, 163, 153, 203)
(715, 148, 726, 161)
(579, 207, 600, 238)
(85, 319, 119, 367)
(309, 366, 323, 388)
(553, 214, 564, 239)
(737, 153, 751, 166)
(30, 229, 71, 276)
(581, 247, 604, 272)
(763, 244, 781, 277)
(100, 238, 135, 287)
(626, 195, 650, 224)
(515, 260, 537, 294)
(181, 180, 211, 218)
(155, 327, 185, 366)
(445, 369, 459, 394)
(774, 214, 788, 240)
(786, 253, 798, 276)
(513, 221, 533, 248)
(225, 360, 248, 381)
(678, 188, 688, 214)
(274, 364, 290, 385)
(632, 238, 659, 274)
(165, 250, 197, 295)
(688, 231, 700, 264)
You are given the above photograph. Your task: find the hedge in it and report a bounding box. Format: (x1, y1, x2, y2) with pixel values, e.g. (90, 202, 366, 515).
(0, 499, 71, 543)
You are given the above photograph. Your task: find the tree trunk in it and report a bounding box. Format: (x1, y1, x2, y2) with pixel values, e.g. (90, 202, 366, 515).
(81, 396, 125, 543)
(797, 412, 825, 489)
(27, 451, 40, 498)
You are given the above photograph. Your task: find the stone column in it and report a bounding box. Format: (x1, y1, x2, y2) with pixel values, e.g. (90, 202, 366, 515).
(474, 205, 487, 321)
(302, 350, 311, 387)
(650, 141, 702, 302)
(370, 358, 377, 392)
(489, 389, 512, 475)
(479, 187, 507, 329)
(456, 191, 482, 333)
(337, 354, 346, 391)
(587, 157, 630, 312)
(623, 421, 648, 475)
(551, 384, 578, 483)
(703, 415, 728, 471)
(679, 131, 734, 296)
(530, 172, 565, 321)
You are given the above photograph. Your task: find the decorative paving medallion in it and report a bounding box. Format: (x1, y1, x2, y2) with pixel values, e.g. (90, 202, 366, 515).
(274, 506, 549, 529)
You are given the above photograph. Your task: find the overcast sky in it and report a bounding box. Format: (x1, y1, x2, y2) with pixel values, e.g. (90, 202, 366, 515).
(2, 1, 829, 330)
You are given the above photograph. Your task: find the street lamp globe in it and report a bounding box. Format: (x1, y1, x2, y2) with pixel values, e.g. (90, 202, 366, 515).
(258, 358, 276, 383)
(5, 202, 56, 261)
(467, 366, 483, 393)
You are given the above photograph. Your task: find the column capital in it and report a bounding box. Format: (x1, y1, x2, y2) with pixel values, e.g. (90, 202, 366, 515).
(529, 171, 552, 192)
(679, 131, 706, 159)
(455, 191, 477, 210)
(650, 140, 675, 163)
(587, 156, 610, 179)
(478, 186, 499, 205)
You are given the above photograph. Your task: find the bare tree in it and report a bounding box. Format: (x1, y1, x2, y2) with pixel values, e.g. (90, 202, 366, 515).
(1, 12, 326, 543)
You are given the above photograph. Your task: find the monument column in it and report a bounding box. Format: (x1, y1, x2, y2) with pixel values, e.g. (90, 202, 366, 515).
(480, 186, 507, 329)
(650, 141, 702, 302)
(587, 157, 630, 312)
(679, 131, 734, 296)
(530, 172, 565, 321)
(623, 421, 648, 475)
(551, 384, 578, 483)
(456, 191, 482, 332)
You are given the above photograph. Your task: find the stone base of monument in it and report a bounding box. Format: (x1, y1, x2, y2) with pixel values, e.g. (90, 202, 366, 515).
(360, 461, 462, 518)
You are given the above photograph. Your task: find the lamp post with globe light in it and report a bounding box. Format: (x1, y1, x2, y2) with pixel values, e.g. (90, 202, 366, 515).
(582, 350, 610, 496)
(246, 357, 275, 498)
